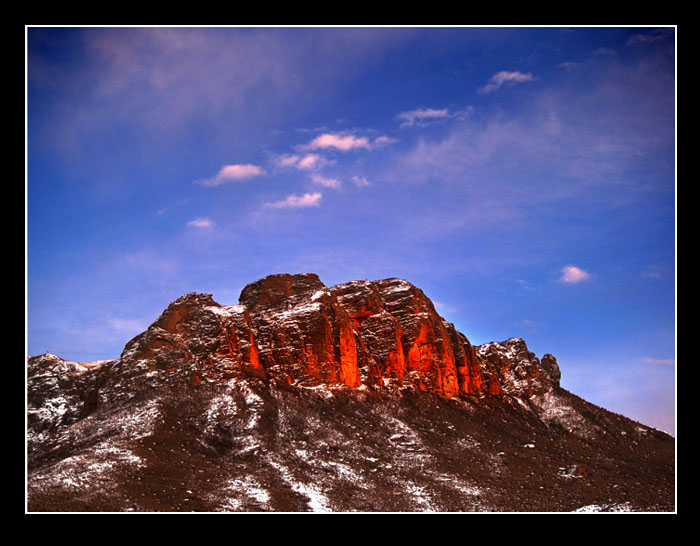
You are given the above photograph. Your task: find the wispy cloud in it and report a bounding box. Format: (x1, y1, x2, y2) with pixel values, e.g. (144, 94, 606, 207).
(641, 264, 672, 279)
(434, 301, 457, 315)
(521, 319, 544, 333)
(478, 70, 535, 94)
(310, 174, 342, 189)
(641, 357, 674, 366)
(557, 61, 580, 71)
(275, 154, 304, 168)
(558, 265, 592, 284)
(627, 29, 673, 46)
(393, 48, 674, 206)
(109, 317, 149, 336)
(265, 192, 322, 209)
(304, 132, 395, 152)
(187, 217, 214, 229)
(516, 279, 538, 292)
(372, 135, 399, 147)
(592, 47, 616, 56)
(274, 153, 334, 171)
(397, 106, 473, 128)
(397, 107, 450, 127)
(351, 175, 371, 187)
(197, 164, 266, 187)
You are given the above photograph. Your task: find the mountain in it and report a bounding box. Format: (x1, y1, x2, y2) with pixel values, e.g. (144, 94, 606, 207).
(26, 273, 675, 512)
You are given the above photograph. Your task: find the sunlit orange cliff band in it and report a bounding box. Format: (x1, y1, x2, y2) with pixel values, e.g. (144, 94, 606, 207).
(119, 273, 561, 401)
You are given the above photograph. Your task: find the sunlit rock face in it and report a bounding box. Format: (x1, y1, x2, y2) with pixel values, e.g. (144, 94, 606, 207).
(332, 277, 497, 398)
(112, 273, 560, 399)
(240, 273, 361, 389)
(117, 292, 265, 394)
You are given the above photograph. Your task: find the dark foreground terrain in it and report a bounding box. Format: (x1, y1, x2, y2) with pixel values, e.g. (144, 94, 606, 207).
(27, 370, 674, 512)
(27, 274, 675, 512)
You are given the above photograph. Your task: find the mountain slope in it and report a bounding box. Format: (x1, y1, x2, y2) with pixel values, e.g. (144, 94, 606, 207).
(26, 273, 675, 512)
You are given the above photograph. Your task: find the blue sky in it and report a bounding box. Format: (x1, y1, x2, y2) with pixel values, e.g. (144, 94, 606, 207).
(26, 26, 676, 434)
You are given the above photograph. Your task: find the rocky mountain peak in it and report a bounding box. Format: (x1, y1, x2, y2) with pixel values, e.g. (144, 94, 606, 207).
(476, 337, 561, 397)
(113, 273, 562, 400)
(26, 272, 675, 512)
(239, 272, 326, 309)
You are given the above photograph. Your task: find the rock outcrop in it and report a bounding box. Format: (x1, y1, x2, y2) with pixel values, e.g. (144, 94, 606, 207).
(477, 338, 561, 398)
(114, 273, 560, 401)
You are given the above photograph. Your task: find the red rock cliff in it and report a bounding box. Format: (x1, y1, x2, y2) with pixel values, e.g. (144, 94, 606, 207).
(119, 273, 560, 400)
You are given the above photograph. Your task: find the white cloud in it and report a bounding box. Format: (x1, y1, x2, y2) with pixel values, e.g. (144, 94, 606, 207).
(306, 132, 371, 151)
(310, 174, 341, 189)
(372, 135, 399, 147)
(558, 265, 592, 284)
(187, 217, 214, 228)
(275, 154, 303, 168)
(351, 175, 371, 187)
(274, 153, 333, 171)
(198, 164, 266, 186)
(397, 107, 450, 127)
(478, 70, 535, 94)
(304, 132, 394, 152)
(265, 192, 322, 209)
(297, 153, 332, 170)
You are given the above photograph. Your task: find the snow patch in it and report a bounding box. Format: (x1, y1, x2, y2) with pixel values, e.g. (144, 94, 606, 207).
(310, 290, 329, 301)
(273, 302, 321, 320)
(216, 476, 271, 511)
(379, 280, 413, 296)
(29, 442, 144, 492)
(267, 459, 332, 512)
(205, 304, 246, 317)
(531, 390, 596, 438)
(573, 502, 634, 513)
(117, 400, 162, 440)
(432, 473, 482, 498)
(403, 481, 436, 512)
(202, 380, 264, 452)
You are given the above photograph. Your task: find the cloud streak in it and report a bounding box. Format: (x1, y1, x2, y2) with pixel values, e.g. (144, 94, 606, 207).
(265, 192, 322, 209)
(275, 153, 334, 171)
(397, 107, 450, 127)
(641, 357, 674, 366)
(310, 174, 341, 189)
(351, 175, 371, 187)
(187, 217, 214, 229)
(306, 133, 371, 151)
(478, 70, 535, 94)
(304, 132, 395, 152)
(627, 29, 674, 46)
